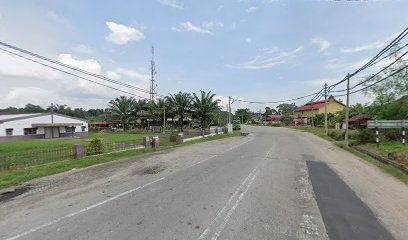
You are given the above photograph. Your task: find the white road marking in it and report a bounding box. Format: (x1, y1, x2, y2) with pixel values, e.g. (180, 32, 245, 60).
(211, 172, 258, 240)
(198, 167, 258, 240)
(4, 177, 165, 240)
(188, 138, 254, 169)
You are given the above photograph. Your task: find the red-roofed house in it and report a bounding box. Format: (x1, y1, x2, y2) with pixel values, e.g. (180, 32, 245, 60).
(294, 97, 346, 122)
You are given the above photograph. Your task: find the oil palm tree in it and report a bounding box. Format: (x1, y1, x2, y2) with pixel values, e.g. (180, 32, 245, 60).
(192, 91, 220, 129)
(134, 99, 150, 128)
(108, 96, 136, 131)
(166, 92, 192, 131)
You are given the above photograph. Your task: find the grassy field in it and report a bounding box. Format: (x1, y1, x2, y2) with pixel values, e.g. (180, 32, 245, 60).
(0, 132, 170, 154)
(0, 132, 241, 189)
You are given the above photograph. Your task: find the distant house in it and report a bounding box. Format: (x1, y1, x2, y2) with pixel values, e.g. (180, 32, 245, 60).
(294, 97, 346, 123)
(0, 113, 89, 142)
(346, 114, 371, 129)
(263, 115, 285, 122)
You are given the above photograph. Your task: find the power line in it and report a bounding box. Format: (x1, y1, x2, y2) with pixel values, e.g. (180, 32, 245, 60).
(0, 46, 150, 99)
(332, 64, 408, 97)
(328, 27, 408, 89)
(0, 41, 154, 95)
(234, 90, 323, 104)
(330, 48, 408, 93)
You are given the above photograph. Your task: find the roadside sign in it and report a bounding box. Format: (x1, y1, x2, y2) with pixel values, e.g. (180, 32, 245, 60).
(367, 120, 408, 129)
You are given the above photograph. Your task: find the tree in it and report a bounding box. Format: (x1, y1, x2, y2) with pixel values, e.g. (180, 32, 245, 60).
(149, 98, 173, 128)
(23, 104, 45, 113)
(108, 96, 136, 131)
(192, 91, 220, 129)
(234, 108, 253, 123)
(276, 103, 297, 115)
(134, 99, 149, 128)
(166, 92, 192, 131)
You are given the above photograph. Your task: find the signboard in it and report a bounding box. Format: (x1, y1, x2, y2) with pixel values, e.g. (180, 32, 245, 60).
(367, 120, 408, 129)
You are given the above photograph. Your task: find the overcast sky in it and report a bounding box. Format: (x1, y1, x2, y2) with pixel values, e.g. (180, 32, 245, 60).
(0, 0, 407, 112)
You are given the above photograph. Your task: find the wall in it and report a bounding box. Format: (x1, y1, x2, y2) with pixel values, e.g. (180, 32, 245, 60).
(0, 114, 88, 137)
(317, 101, 345, 114)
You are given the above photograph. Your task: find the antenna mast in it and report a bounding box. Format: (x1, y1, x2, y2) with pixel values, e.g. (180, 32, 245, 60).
(150, 46, 157, 101)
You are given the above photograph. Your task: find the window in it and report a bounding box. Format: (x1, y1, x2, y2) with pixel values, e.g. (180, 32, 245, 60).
(6, 128, 13, 136)
(24, 128, 37, 135)
(81, 126, 86, 132)
(65, 126, 76, 133)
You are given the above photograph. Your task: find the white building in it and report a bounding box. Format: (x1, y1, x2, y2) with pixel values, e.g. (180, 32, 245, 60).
(0, 113, 89, 142)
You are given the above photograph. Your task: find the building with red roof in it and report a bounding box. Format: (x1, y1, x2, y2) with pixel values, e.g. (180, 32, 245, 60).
(294, 97, 346, 123)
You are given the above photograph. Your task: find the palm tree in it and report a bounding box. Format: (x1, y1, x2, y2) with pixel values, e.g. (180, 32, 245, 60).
(149, 98, 173, 129)
(134, 99, 149, 128)
(166, 92, 192, 131)
(192, 91, 220, 129)
(108, 96, 136, 131)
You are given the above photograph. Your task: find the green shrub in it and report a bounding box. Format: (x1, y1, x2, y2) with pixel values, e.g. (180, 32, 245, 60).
(87, 138, 104, 155)
(169, 131, 178, 142)
(381, 129, 401, 141)
(328, 130, 345, 141)
(356, 129, 376, 143)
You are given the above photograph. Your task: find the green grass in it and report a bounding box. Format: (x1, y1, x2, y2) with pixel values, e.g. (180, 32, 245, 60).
(0, 132, 169, 154)
(363, 141, 408, 158)
(0, 133, 241, 189)
(289, 126, 408, 184)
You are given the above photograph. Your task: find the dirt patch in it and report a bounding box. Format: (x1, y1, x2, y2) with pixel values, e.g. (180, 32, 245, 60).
(133, 165, 166, 176)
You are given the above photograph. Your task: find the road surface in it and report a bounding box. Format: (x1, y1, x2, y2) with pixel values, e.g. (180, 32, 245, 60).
(1, 126, 407, 240)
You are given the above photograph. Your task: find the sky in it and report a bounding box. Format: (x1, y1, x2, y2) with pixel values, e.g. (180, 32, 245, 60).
(0, 0, 407, 112)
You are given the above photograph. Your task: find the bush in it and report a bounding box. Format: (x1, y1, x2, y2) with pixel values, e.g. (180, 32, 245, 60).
(87, 138, 104, 155)
(169, 131, 178, 142)
(328, 130, 345, 141)
(356, 129, 376, 143)
(381, 129, 401, 141)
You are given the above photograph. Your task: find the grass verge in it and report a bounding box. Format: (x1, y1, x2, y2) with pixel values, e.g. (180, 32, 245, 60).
(0, 133, 241, 189)
(289, 126, 408, 184)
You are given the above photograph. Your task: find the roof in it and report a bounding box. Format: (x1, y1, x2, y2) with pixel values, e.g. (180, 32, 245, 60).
(0, 113, 89, 123)
(265, 115, 284, 120)
(294, 98, 346, 112)
(348, 114, 371, 123)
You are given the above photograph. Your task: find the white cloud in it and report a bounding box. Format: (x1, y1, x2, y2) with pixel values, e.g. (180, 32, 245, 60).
(246, 6, 257, 13)
(216, 95, 248, 111)
(72, 44, 94, 54)
(340, 33, 399, 53)
(325, 57, 394, 74)
(157, 0, 184, 9)
(303, 77, 342, 87)
(171, 21, 214, 35)
(311, 37, 331, 52)
(226, 46, 303, 70)
(113, 68, 150, 82)
(106, 71, 121, 80)
(202, 21, 224, 28)
(105, 21, 144, 45)
(245, 37, 252, 44)
(58, 54, 101, 74)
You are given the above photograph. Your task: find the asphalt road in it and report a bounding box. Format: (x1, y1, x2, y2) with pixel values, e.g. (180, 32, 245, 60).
(0, 126, 403, 240)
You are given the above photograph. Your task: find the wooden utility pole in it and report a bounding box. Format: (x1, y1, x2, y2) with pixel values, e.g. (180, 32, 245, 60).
(345, 73, 350, 146)
(163, 102, 166, 133)
(324, 83, 328, 136)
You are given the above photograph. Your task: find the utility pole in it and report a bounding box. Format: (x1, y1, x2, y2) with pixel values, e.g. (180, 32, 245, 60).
(324, 83, 328, 136)
(150, 46, 156, 101)
(51, 102, 54, 124)
(345, 73, 350, 146)
(228, 96, 231, 124)
(226, 104, 229, 124)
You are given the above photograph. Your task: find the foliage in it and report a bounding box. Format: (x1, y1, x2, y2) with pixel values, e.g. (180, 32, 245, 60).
(166, 92, 193, 132)
(234, 108, 253, 123)
(276, 103, 297, 115)
(169, 130, 178, 142)
(108, 96, 136, 131)
(281, 115, 294, 125)
(192, 91, 220, 129)
(356, 129, 376, 143)
(86, 138, 104, 155)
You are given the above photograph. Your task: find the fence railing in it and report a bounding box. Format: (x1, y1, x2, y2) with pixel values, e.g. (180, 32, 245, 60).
(0, 140, 143, 172)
